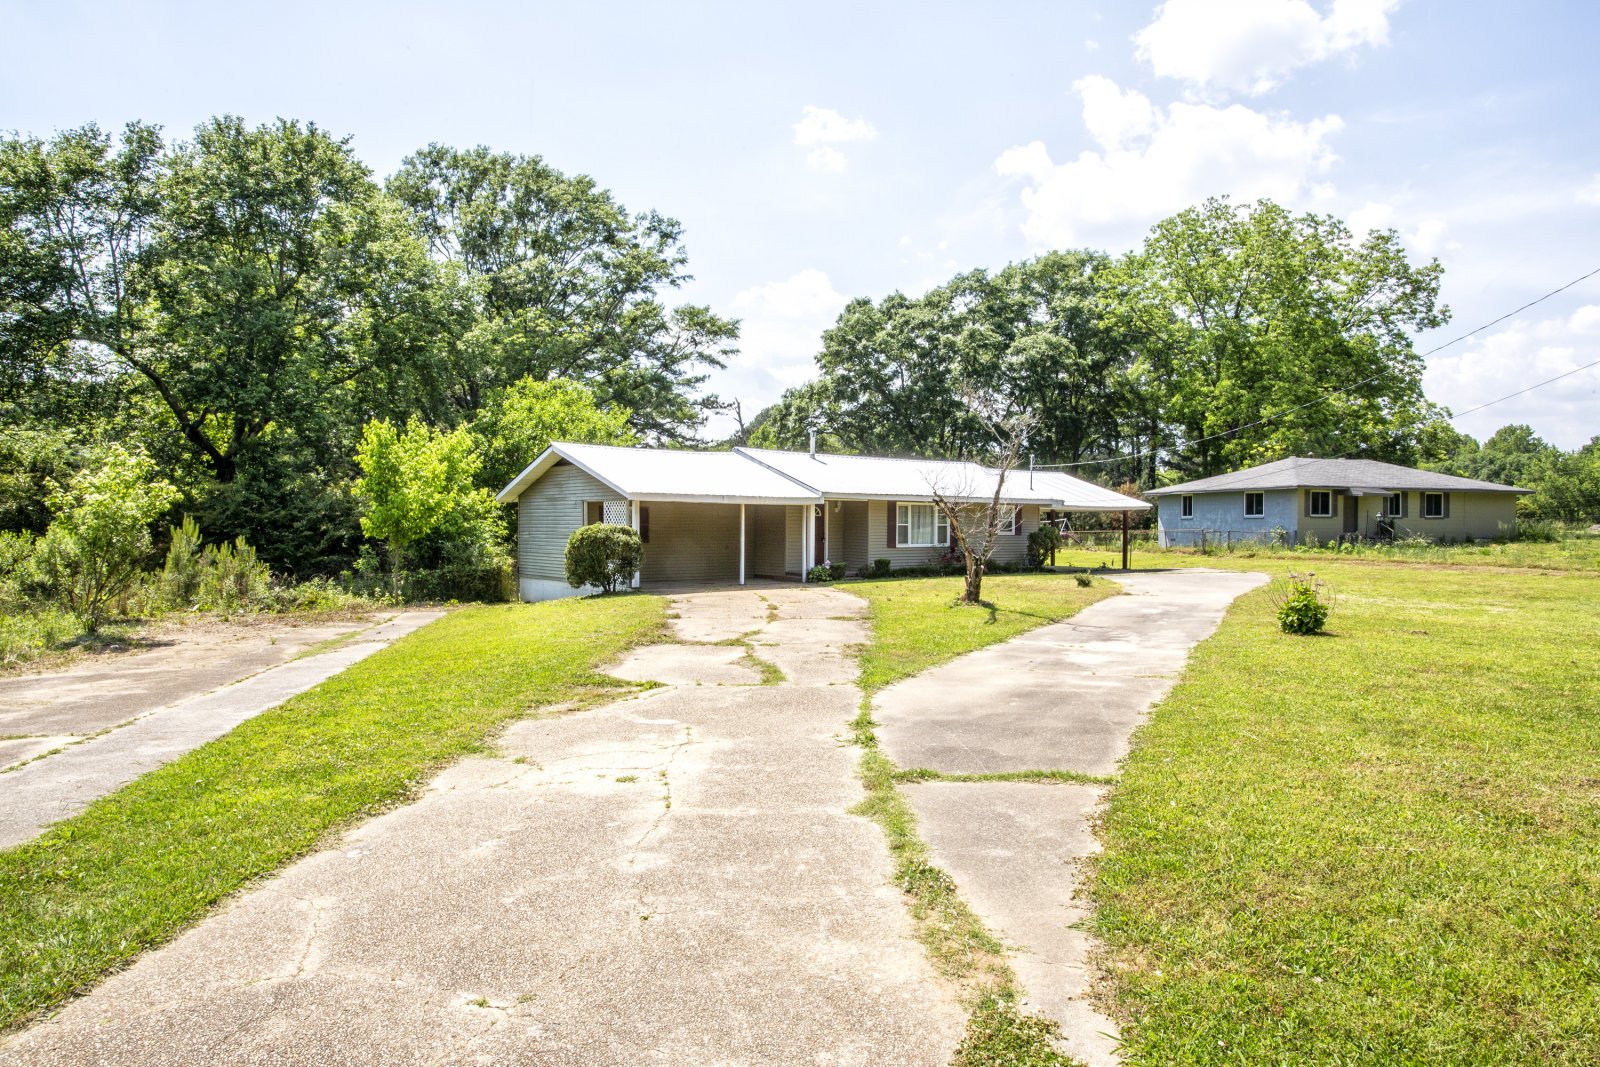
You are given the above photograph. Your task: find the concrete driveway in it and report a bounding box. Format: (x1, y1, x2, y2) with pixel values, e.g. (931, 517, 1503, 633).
(877, 568, 1268, 1066)
(0, 612, 444, 850)
(2, 587, 961, 1066)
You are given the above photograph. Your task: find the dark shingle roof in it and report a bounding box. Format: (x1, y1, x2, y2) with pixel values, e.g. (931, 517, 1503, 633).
(1146, 457, 1530, 496)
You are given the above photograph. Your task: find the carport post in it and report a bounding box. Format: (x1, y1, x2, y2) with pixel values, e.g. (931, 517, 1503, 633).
(739, 504, 746, 586)
(630, 500, 641, 589)
(1121, 510, 1130, 571)
(801, 504, 814, 582)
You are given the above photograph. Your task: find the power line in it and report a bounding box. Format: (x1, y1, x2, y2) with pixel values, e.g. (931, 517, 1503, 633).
(1035, 264, 1600, 471)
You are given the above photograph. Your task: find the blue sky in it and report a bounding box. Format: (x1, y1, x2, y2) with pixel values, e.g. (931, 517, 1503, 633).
(6, 0, 1599, 448)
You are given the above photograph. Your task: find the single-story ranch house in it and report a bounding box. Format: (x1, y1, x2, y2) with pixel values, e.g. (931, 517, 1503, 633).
(1149, 457, 1530, 547)
(497, 442, 1149, 601)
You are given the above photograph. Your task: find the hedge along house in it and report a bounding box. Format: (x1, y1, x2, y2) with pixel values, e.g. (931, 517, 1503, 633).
(496, 441, 1150, 601)
(1148, 457, 1530, 548)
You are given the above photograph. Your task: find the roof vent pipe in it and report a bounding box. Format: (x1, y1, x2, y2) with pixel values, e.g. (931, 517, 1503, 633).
(809, 429, 816, 457)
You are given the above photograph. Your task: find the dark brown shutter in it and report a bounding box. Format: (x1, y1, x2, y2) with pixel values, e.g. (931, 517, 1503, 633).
(1304, 491, 1312, 517)
(1400, 492, 1408, 518)
(1015, 505, 1025, 535)
(886, 500, 897, 548)
(640, 507, 650, 543)
(1442, 493, 1451, 519)
(1331, 492, 1339, 517)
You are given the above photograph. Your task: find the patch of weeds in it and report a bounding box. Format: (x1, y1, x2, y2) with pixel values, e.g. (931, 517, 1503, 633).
(893, 768, 1115, 787)
(466, 996, 490, 1009)
(954, 995, 1078, 1066)
(740, 648, 786, 686)
(615, 774, 638, 783)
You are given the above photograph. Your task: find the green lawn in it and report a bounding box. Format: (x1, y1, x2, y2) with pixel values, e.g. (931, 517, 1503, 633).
(0, 594, 663, 1031)
(845, 572, 1119, 694)
(1090, 559, 1600, 1063)
(1060, 533, 1600, 574)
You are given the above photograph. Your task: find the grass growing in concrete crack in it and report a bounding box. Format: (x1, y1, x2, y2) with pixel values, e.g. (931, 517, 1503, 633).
(0, 595, 665, 1031)
(851, 703, 1081, 1065)
(840, 574, 1119, 1065)
(713, 630, 786, 685)
(892, 768, 1114, 787)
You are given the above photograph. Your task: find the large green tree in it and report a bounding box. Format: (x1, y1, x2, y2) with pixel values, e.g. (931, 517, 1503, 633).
(387, 145, 734, 439)
(0, 119, 452, 485)
(752, 252, 1140, 469)
(1106, 197, 1452, 478)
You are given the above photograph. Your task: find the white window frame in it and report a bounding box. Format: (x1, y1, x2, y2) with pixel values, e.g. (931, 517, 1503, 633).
(1243, 492, 1265, 519)
(1308, 490, 1333, 518)
(1422, 492, 1445, 519)
(1387, 493, 1403, 517)
(998, 505, 1020, 535)
(896, 503, 950, 547)
(1180, 494, 1194, 519)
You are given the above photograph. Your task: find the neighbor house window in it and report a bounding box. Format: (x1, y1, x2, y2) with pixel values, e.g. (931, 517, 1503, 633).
(1423, 492, 1445, 518)
(998, 505, 1020, 535)
(1244, 492, 1265, 518)
(896, 503, 949, 547)
(1308, 490, 1333, 517)
(1180, 495, 1194, 519)
(1387, 493, 1403, 517)
(584, 500, 604, 525)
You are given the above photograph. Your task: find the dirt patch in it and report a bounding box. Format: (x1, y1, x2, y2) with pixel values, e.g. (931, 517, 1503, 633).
(0, 613, 379, 746)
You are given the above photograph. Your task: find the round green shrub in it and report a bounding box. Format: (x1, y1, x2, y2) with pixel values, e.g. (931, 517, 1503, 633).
(564, 523, 643, 594)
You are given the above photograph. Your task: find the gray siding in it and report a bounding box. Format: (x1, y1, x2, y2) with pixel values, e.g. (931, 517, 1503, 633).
(747, 504, 790, 578)
(837, 501, 870, 573)
(863, 501, 1038, 569)
(517, 463, 618, 581)
(640, 501, 740, 583)
(785, 506, 803, 573)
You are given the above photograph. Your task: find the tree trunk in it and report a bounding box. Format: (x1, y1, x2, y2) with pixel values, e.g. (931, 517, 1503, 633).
(962, 556, 984, 604)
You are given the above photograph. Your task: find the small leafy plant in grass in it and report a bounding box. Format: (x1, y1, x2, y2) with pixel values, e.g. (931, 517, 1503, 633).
(1270, 571, 1333, 634)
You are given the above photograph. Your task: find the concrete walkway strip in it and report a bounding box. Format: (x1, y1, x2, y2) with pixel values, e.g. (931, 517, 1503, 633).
(2, 588, 962, 1066)
(879, 569, 1268, 1065)
(0, 611, 444, 850)
(876, 570, 1269, 776)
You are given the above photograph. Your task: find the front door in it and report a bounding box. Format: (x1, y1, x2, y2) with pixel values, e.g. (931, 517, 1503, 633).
(1343, 494, 1359, 535)
(813, 505, 826, 566)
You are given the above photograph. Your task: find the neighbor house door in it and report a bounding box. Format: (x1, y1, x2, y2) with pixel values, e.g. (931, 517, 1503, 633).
(813, 505, 826, 566)
(1343, 495, 1359, 535)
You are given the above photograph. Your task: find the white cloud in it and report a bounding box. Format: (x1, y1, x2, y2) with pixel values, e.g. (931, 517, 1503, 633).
(792, 106, 877, 172)
(1577, 173, 1600, 206)
(994, 76, 1343, 247)
(1135, 0, 1398, 96)
(1424, 307, 1600, 448)
(1347, 200, 1395, 235)
(1405, 217, 1453, 258)
(806, 146, 848, 173)
(727, 269, 850, 393)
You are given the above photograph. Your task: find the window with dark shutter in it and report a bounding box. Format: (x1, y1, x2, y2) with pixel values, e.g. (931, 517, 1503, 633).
(886, 500, 897, 548)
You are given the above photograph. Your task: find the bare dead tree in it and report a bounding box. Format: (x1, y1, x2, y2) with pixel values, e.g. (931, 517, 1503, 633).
(926, 388, 1038, 604)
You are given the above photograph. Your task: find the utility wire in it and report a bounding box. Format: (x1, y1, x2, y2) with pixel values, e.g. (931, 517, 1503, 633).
(1035, 264, 1600, 471)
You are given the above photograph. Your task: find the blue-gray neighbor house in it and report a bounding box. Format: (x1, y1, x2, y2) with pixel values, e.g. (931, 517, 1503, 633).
(1147, 457, 1530, 548)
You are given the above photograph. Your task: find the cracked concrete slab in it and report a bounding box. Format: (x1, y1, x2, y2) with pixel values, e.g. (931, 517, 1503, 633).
(876, 569, 1268, 775)
(905, 781, 1119, 1067)
(2, 587, 962, 1066)
(0, 611, 445, 850)
(0, 615, 377, 738)
(607, 643, 760, 686)
(876, 569, 1266, 1065)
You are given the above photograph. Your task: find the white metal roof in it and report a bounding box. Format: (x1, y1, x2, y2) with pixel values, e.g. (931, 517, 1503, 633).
(497, 442, 1150, 511)
(1028, 469, 1154, 511)
(736, 447, 1148, 510)
(1146, 457, 1531, 496)
(495, 442, 821, 505)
